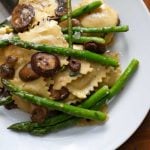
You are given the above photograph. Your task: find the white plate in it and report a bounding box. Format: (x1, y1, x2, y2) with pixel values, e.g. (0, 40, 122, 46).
(0, 0, 150, 150)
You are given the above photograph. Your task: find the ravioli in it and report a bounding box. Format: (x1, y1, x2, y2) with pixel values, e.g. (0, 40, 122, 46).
(0, 0, 121, 114)
(79, 1, 118, 28)
(78, 0, 118, 44)
(52, 45, 93, 90)
(19, 20, 69, 66)
(67, 63, 107, 99)
(19, 0, 58, 26)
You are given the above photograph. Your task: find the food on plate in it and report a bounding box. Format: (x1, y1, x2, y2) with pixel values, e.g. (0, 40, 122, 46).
(0, 0, 139, 135)
(11, 4, 35, 32)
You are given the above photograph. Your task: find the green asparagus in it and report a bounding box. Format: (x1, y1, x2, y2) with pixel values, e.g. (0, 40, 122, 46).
(67, 0, 73, 48)
(2, 79, 107, 121)
(0, 39, 9, 47)
(0, 96, 13, 106)
(0, 38, 118, 67)
(62, 25, 129, 33)
(92, 59, 139, 110)
(30, 59, 139, 135)
(7, 59, 139, 135)
(30, 118, 79, 135)
(7, 86, 109, 132)
(14, 91, 107, 121)
(108, 59, 139, 98)
(64, 34, 105, 44)
(7, 59, 139, 134)
(61, 1, 102, 21)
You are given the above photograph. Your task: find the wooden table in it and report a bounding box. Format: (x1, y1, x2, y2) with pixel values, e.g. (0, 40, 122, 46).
(144, 0, 150, 10)
(119, 1, 150, 149)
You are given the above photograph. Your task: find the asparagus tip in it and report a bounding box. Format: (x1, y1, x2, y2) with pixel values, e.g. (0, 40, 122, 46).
(132, 58, 139, 64)
(7, 125, 17, 130)
(7, 121, 32, 132)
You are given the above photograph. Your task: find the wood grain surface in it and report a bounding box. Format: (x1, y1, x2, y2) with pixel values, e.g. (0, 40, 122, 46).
(144, 0, 150, 10)
(118, 1, 150, 149)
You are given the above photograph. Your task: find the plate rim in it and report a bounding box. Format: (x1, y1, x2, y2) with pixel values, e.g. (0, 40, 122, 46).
(115, 0, 150, 148)
(0, 0, 150, 150)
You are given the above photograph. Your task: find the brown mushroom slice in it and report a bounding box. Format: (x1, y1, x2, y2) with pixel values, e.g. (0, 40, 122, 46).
(31, 105, 48, 123)
(68, 58, 81, 72)
(0, 64, 15, 79)
(6, 56, 18, 67)
(55, 0, 67, 17)
(84, 42, 106, 54)
(117, 17, 121, 26)
(4, 101, 18, 110)
(11, 4, 35, 32)
(19, 62, 40, 82)
(31, 53, 61, 78)
(59, 19, 81, 28)
(49, 87, 69, 100)
(0, 87, 10, 98)
(0, 87, 17, 110)
(72, 19, 81, 27)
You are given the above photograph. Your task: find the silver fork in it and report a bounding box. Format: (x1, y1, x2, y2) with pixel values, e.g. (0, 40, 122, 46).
(0, 0, 18, 24)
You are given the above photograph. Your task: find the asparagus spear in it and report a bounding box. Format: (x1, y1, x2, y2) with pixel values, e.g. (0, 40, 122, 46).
(93, 59, 139, 110)
(108, 59, 139, 98)
(0, 38, 118, 67)
(7, 59, 139, 134)
(64, 34, 105, 44)
(31, 118, 79, 135)
(62, 25, 129, 33)
(2, 79, 107, 121)
(7, 86, 109, 132)
(14, 91, 107, 121)
(0, 39, 9, 47)
(0, 96, 13, 106)
(67, 0, 73, 48)
(61, 1, 102, 21)
(30, 59, 139, 135)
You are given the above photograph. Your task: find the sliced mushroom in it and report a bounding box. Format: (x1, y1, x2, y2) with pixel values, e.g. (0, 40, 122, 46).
(49, 86, 69, 100)
(59, 19, 81, 28)
(4, 101, 18, 110)
(6, 56, 18, 67)
(0, 87, 10, 98)
(0, 64, 15, 79)
(31, 106, 48, 123)
(72, 19, 81, 27)
(84, 42, 106, 54)
(31, 53, 60, 78)
(68, 58, 81, 72)
(19, 62, 40, 82)
(11, 4, 35, 32)
(117, 17, 121, 26)
(0, 87, 16, 110)
(55, 0, 67, 17)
